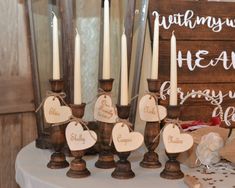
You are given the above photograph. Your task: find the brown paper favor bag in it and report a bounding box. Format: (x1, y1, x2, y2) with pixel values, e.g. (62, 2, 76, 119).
(219, 139, 235, 164)
(178, 127, 229, 168)
(190, 127, 229, 144)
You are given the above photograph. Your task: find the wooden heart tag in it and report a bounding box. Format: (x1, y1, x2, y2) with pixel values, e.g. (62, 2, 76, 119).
(94, 95, 118, 123)
(66, 121, 97, 151)
(112, 122, 144, 152)
(139, 94, 167, 122)
(43, 96, 72, 124)
(163, 123, 193, 153)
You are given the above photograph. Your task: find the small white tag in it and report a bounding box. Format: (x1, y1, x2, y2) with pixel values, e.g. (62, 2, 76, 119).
(139, 94, 167, 122)
(94, 95, 118, 123)
(163, 123, 193, 153)
(43, 96, 72, 124)
(66, 121, 97, 151)
(112, 122, 144, 152)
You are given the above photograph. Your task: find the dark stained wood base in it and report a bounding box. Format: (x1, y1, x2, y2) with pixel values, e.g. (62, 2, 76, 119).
(111, 151, 135, 179)
(111, 159, 135, 179)
(62, 144, 72, 157)
(140, 151, 162, 168)
(47, 152, 69, 169)
(160, 154, 184, 179)
(95, 152, 116, 169)
(66, 158, 90, 178)
(160, 106, 184, 179)
(35, 134, 51, 149)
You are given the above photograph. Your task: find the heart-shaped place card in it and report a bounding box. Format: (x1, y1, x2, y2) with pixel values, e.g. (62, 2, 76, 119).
(139, 94, 167, 122)
(66, 121, 97, 151)
(163, 123, 193, 153)
(112, 122, 144, 152)
(94, 95, 118, 123)
(43, 96, 72, 124)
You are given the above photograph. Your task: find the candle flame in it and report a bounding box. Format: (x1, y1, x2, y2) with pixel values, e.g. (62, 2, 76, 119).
(123, 26, 125, 34)
(172, 30, 175, 35)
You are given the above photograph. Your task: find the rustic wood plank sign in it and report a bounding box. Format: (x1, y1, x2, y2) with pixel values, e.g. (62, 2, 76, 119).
(148, 0, 235, 127)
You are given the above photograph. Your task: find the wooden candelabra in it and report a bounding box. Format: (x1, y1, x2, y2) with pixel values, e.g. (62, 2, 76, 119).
(160, 105, 184, 179)
(95, 78, 116, 169)
(140, 79, 162, 168)
(47, 79, 69, 169)
(66, 103, 91, 178)
(111, 104, 135, 179)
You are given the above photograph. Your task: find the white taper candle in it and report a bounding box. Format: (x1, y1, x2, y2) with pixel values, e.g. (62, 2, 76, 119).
(120, 30, 129, 106)
(169, 31, 178, 106)
(52, 12, 60, 80)
(151, 11, 159, 79)
(102, 0, 111, 79)
(74, 29, 82, 105)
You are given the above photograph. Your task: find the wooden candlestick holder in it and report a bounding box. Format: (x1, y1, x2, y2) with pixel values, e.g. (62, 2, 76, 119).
(140, 79, 162, 168)
(160, 105, 184, 179)
(95, 78, 116, 169)
(66, 103, 91, 178)
(111, 104, 135, 179)
(47, 79, 69, 169)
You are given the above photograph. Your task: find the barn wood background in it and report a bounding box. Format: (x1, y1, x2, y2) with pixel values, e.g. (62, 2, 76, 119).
(148, 0, 235, 126)
(0, 1, 37, 188)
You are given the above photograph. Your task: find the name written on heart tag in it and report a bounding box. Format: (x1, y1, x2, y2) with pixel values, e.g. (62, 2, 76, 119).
(66, 121, 97, 151)
(163, 123, 193, 153)
(94, 95, 118, 123)
(112, 122, 144, 152)
(43, 96, 72, 124)
(139, 94, 167, 122)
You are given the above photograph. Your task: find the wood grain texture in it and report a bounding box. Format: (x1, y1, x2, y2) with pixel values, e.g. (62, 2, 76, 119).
(0, 1, 37, 188)
(149, 1, 235, 41)
(21, 113, 37, 146)
(0, 0, 34, 114)
(159, 41, 235, 83)
(148, 0, 235, 127)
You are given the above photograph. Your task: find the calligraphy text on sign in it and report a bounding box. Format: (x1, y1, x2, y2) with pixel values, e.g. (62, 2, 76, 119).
(153, 10, 235, 32)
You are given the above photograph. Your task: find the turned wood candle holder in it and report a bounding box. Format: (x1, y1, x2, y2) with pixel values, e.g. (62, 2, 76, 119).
(95, 78, 116, 169)
(160, 105, 184, 179)
(140, 79, 162, 168)
(47, 79, 69, 169)
(111, 104, 135, 179)
(66, 103, 91, 178)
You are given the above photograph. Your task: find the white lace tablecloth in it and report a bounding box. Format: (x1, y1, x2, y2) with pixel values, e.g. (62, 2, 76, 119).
(15, 142, 235, 188)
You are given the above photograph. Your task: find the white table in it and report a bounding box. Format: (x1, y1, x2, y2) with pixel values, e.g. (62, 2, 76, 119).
(15, 142, 235, 188)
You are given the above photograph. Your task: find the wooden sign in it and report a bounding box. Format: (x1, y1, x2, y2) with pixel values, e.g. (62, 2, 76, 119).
(148, 0, 235, 127)
(94, 95, 118, 123)
(163, 123, 193, 153)
(112, 122, 144, 152)
(139, 94, 167, 122)
(43, 96, 72, 124)
(66, 121, 97, 151)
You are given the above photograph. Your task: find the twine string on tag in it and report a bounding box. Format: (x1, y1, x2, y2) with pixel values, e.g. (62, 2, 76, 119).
(109, 118, 134, 146)
(130, 94, 139, 102)
(70, 116, 97, 142)
(145, 92, 163, 149)
(35, 91, 68, 113)
(53, 115, 97, 142)
(86, 88, 114, 105)
(147, 128, 164, 150)
(149, 118, 182, 149)
(147, 92, 162, 125)
(164, 118, 183, 129)
(97, 88, 112, 97)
